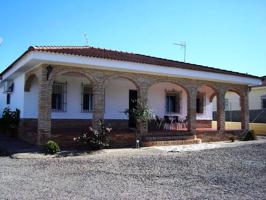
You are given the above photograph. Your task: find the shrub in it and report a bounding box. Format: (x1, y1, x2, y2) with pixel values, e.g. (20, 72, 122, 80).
(74, 119, 111, 150)
(242, 130, 257, 141)
(1, 107, 20, 136)
(124, 100, 153, 123)
(229, 136, 235, 142)
(45, 140, 60, 155)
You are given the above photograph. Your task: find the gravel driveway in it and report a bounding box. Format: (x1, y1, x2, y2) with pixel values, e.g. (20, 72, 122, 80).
(0, 142, 266, 200)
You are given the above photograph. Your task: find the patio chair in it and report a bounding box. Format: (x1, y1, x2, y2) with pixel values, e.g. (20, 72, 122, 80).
(155, 115, 163, 129)
(163, 116, 172, 130)
(173, 116, 180, 130)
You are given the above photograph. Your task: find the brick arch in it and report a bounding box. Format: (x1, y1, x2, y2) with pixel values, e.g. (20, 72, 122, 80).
(24, 73, 38, 92)
(196, 84, 219, 102)
(147, 79, 190, 95)
(48, 68, 96, 87)
(225, 87, 244, 98)
(103, 74, 141, 91)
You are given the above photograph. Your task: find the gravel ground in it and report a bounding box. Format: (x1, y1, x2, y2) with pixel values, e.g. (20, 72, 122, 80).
(0, 142, 266, 200)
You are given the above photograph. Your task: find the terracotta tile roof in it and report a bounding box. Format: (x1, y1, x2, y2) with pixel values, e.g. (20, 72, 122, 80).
(0, 45, 262, 80)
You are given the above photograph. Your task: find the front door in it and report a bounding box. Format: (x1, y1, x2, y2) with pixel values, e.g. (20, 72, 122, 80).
(129, 90, 138, 128)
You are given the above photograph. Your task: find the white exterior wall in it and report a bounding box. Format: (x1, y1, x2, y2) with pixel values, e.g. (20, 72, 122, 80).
(51, 75, 93, 119)
(148, 82, 187, 119)
(4, 74, 215, 120)
(0, 74, 25, 117)
(148, 83, 214, 120)
(197, 86, 214, 120)
(24, 76, 39, 118)
(104, 78, 137, 119)
(0, 86, 6, 114)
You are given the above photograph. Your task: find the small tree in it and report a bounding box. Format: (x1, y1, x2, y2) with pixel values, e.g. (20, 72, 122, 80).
(124, 100, 154, 123)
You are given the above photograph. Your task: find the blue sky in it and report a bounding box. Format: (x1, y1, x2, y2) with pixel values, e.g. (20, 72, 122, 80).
(0, 0, 265, 76)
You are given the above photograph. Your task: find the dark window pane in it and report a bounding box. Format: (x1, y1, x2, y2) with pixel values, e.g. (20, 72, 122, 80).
(166, 94, 177, 113)
(196, 97, 201, 113)
(83, 94, 90, 110)
(6, 94, 10, 105)
(263, 99, 266, 109)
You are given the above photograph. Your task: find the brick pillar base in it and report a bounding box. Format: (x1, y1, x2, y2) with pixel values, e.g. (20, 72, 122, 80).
(241, 89, 249, 131)
(37, 65, 52, 145)
(217, 89, 226, 134)
(187, 87, 197, 135)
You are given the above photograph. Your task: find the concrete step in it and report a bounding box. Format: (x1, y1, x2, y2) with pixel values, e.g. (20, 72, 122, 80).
(143, 138, 201, 147)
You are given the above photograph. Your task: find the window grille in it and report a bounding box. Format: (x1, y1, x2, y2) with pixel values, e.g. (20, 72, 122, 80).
(52, 82, 67, 112)
(81, 83, 93, 112)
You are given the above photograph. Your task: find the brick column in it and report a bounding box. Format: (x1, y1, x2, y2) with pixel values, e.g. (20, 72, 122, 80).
(217, 89, 226, 133)
(92, 82, 105, 130)
(138, 85, 149, 138)
(37, 65, 52, 145)
(241, 89, 249, 131)
(187, 87, 197, 136)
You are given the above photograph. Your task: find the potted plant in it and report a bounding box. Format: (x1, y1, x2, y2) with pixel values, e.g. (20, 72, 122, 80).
(124, 100, 153, 136)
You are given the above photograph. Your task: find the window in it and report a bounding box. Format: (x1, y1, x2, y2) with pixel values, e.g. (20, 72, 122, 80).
(6, 93, 10, 105)
(52, 82, 67, 112)
(81, 84, 93, 112)
(166, 92, 180, 113)
(196, 92, 204, 114)
(262, 95, 266, 109)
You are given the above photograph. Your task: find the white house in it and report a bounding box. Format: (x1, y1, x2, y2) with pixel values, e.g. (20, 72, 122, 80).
(0, 46, 262, 146)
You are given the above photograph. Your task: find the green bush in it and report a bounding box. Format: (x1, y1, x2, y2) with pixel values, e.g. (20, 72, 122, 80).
(1, 107, 20, 136)
(45, 140, 60, 155)
(242, 130, 257, 141)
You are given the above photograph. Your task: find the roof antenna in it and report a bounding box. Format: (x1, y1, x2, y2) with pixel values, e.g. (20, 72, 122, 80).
(83, 33, 89, 46)
(174, 41, 186, 62)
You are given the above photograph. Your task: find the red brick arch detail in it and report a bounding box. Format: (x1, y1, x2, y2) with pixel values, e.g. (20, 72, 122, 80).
(196, 84, 218, 102)
(48, 69, 96, 87)
(24, 74, 38, 92)
(147, 80, 190, 96)
(103, 74, 141, 91)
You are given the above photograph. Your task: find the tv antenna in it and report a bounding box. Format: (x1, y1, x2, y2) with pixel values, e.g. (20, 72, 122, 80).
(83, 33, 89, 46)
(174, 42, 186, 62)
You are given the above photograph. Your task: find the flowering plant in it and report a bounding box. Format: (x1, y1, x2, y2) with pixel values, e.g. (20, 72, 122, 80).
(74, 119, 112, 150)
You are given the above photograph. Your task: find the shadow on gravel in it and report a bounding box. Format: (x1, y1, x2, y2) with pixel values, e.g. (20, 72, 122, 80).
(56, 150, 90, 157)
